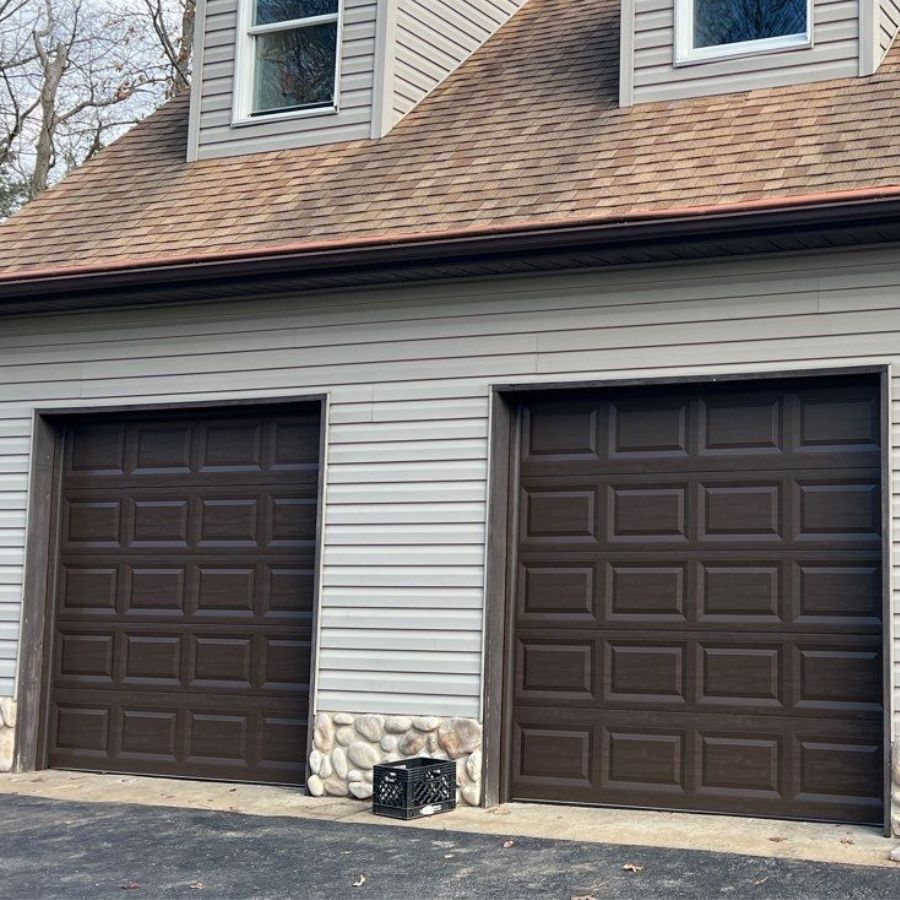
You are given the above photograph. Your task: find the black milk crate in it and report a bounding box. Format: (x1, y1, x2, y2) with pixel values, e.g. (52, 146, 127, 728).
(372, 757, 457, 820)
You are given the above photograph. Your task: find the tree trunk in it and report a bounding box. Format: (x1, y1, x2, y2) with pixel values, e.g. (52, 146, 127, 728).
(30, 37, 67, 198)
(172, 0, 195, 96)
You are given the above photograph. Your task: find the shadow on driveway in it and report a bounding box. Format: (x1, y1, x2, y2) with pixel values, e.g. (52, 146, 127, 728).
(1, 795, 897, 898)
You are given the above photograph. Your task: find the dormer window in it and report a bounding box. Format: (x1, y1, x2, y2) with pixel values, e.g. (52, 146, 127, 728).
(233, 0, 342, 123)
(675, 0, 811, 65)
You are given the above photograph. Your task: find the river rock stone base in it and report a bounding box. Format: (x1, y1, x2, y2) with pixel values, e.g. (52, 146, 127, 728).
(0, 699, 16, 773)
(307, 713, 482, 805)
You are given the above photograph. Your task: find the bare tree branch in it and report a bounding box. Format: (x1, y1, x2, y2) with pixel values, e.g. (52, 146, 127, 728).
(0, 0, 196, 214)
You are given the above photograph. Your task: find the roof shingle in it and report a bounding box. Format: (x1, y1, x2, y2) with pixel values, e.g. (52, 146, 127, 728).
(2, 0, 900, 277)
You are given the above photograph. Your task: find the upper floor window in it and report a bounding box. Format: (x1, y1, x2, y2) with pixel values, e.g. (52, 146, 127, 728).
(235, 0, 342, 121)
(675, 0, 811, 65)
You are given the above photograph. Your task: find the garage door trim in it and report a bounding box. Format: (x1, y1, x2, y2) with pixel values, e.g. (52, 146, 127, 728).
(14, 394, 328, 785)
(481, 368, 891, 834)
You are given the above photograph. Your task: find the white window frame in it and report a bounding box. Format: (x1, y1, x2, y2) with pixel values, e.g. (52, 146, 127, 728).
(232, 0, 344, 126)
(674, 0, 813, 66)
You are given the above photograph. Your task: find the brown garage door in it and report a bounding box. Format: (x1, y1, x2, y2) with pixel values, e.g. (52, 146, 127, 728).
(44, 404, 320, 784)
(508, 375, 884, 824)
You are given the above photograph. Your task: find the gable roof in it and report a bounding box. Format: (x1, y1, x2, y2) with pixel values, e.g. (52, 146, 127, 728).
(2, 0, 900, 282)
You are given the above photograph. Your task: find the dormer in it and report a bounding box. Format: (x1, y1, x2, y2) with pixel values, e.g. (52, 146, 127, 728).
(620, 0, 900, 105)
(187, 0, 528, 161)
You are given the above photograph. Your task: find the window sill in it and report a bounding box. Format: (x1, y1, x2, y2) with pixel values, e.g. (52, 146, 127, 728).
(231, 105, 339, 128)
(674, 33, 812, 67)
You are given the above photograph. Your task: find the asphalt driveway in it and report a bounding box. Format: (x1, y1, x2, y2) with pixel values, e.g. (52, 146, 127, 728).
(1, 794, 898, 898)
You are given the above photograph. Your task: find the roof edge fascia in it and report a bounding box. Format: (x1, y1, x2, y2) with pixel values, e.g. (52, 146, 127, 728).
(2, 184, 900, 304)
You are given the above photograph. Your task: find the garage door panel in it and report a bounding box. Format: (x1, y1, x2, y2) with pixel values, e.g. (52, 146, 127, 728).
(608, 562, 687, 620)
(132, 423, 192, 473)
(516, 552, 881, 634)
(793, 560, 882, 625)
(69, 424, 127, 475)
(520, 381, 881, 475)
(60, 489, 318, 553)
(699, 561, 781, 621)
(515, 638, 598, 703)
(49, 689, 309, 782)
(58, 557, 316, 622)
(608, 483, 689, 542)
(53, 624, 312, 693)
(518, 471, 880, 551)
(520, 486, 597, 543)
(510, 707, 883, 823)
(793, 478, 881, 542)
(795, 383, 880, 453)
(509, 376, 884, 824)
(609, 396, 690, 460)
(513, 629, 881, 718)
(698, 391, 784, 456)
(46, 405, 319, 784)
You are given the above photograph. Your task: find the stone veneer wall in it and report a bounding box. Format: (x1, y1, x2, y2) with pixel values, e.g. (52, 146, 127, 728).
(0, 699, 15, 772)
(308, 713, 483, 805)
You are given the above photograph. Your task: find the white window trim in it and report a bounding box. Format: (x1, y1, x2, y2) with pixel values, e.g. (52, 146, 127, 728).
(674, 0, 813, 66)
(232, 0, 344, 126)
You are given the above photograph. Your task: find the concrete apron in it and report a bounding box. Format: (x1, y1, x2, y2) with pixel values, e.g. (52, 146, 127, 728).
(0, 770, 894, 869)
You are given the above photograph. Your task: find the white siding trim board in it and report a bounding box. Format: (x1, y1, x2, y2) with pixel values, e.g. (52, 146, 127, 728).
(186, 0, 209, 161)
(370, 0, 398, 138)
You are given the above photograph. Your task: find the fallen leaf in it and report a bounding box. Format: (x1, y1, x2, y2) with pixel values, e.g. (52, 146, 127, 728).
(769, 837, 786, 843)
(352, 875, 367, 888)
(622, 864, 643, 874)
(841, 839, 854, 845)
(503, 840, 516, 849)
(752, 876, 769, 886)
(121, 883, 141, 891)
(190, 883, 205, 891)
(228, 788, 237, 793)
(487, 806, 511, 816)
(225, 806, 240, 814)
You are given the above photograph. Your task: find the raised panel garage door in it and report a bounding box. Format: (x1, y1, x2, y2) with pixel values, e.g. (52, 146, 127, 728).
(508, 375, 884, 824)
(45, 404, 320, 784)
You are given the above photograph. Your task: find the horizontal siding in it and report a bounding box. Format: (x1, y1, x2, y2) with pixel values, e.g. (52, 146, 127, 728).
(195, 0, 376, 160)
(392, 0, 527, 121)
(2, 245, 900, 720)
(632, 0, 860, 104)
(882, 0, 900, 55)
(0, 401, 25, 695)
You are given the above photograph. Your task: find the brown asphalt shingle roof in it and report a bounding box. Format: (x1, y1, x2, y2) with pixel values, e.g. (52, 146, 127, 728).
(2, 0, 900, 278)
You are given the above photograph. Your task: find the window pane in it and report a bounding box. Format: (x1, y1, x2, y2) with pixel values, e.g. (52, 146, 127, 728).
(694, 0, 806, 48)
(253, 23, 337, 113)
(254, 0, 338, 27)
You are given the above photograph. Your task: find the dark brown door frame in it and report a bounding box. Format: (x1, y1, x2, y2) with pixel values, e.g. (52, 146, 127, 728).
(481, 366, 892, 835)
(13, 394, 329, 786)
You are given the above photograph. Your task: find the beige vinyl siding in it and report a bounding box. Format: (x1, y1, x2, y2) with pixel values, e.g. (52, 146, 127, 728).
(2, 244, 900, 723)
(0, 412, 25, 694)
(630, 0, 860, 104)
(193, 0, 377, 160)
(392, 0, 528, 122)
(882, 0, 900, 55)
